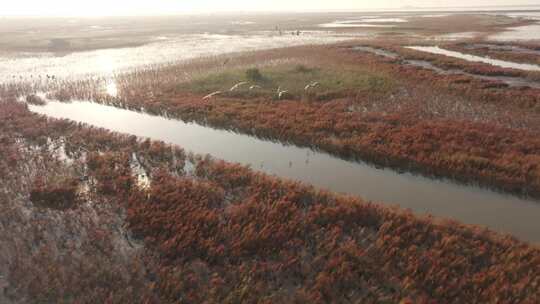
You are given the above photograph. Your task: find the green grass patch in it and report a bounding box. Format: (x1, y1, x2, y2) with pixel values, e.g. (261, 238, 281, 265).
(178, 64, 395, 101)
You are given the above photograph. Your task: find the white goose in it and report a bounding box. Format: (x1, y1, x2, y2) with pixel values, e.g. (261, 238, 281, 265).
(230, 82, 248, 91)
(304, 81, 320, 91)
(202, 91, 223, 100)
(276, 86, 289, 100)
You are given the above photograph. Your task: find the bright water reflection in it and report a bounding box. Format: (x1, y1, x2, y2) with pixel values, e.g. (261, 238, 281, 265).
(319, 23, 396, 28)
(319, 17, 408, 28)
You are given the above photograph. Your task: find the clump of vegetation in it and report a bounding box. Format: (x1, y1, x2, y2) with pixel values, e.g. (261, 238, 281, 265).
(25, 94, 46, 105)
(293, 64, 313, 73)
(30, 176, 80, 210)
(245, 67, 263, 82)
(366, 75, 389, 90)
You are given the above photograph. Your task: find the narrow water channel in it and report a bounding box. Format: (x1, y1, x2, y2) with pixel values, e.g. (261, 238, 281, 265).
(28, 100, 540, 244)
(406, 46, 540, 71)
(463, 43, 540, 56)
(403, 59, 540, 88)
(352, 46, 540, 89)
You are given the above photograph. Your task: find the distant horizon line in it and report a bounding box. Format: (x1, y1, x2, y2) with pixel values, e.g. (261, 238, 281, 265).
(1, 4, 539, 18)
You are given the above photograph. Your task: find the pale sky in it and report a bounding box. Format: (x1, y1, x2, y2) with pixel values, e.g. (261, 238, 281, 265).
(1, 0, 539, 16)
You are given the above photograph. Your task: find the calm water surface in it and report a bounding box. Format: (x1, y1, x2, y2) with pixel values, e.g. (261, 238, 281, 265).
(28, 100, 540, 244)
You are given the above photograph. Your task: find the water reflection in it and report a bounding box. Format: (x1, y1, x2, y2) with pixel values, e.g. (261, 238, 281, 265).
(490, 24, 540, 41)
(320, 23, 396, 28)
(320, 17, 407, 28)
(28, 100, 540, 243)
(430, 32, 479, 41)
